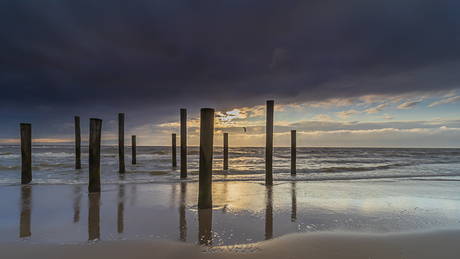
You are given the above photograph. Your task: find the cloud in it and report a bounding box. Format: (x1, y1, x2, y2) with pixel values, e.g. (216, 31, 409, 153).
(397, 101, 421, 109)
(365, 104, 387, 114)
(428, 96, 460, 107)
(384, 114, 396, 120)
(269, 47, 289, 68)
(336, 109, 361, 118)
(312, 114, 332, 121)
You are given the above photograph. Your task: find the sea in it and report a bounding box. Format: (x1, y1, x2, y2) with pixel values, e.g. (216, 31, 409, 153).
(1, 145, 459, 185)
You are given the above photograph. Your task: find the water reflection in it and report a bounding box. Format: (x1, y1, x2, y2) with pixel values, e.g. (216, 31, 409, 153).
(198, 208, 212, 246)
(88, 192, 101, 241)
(118, 184, 125, 234)
(291, 182, 297, 222)
(265, 186, 273, 240)
(179, 181, 187, 242)
(73, 185, 82, 223)
(19, 185, 32, 238)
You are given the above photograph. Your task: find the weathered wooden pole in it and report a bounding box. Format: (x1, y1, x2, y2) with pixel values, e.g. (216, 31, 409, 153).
(291, 130, 296, 175)
(118, 113, 125, 173)
(88, 192, 101, 241)
(75, 116, 81, 169)
(265, 100, 274, 186)
(180, 109, 187, 178)
(172, 133, 177, 167)
(131, 135, 136, 165)
(19, 185, 31, 237)
(223, 133, 228, 170)
(89, 118, 102, 193)
(20, 123, 32, 184)
(198, 108, 214, 209)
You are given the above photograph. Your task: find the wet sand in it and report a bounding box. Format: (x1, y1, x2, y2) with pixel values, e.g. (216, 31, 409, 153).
(1, 180, 460, 258)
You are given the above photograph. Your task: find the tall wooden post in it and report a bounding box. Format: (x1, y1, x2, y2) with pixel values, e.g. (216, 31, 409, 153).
(180, 109, 187, 178)
(198, 108, 214, 209)
(75, 116, 81, 169)
(223, 133, 228, 170)
(89, 118, 102, 193)
(20, 123, 32, 184)
(118, 113, 125, 173)
(131, 135, 136, 165)
(291, 130, 296, 175)
(172, 133, 177, 167)
(265, 100, 274, 186)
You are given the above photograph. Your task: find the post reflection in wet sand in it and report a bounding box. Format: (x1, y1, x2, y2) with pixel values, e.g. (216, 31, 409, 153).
(265, 186, 273, 240)
(179, 181, 187, 242)
(117, 184, 125, 234)
(198, 208, 212, 246)
(291, 181, 297, 222)
(19, 185, 32, 238)
(88, 192, 101, 241)
(73, 185, 82, 223)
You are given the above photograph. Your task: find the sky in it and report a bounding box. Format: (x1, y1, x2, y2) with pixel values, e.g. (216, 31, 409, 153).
(1, 0, 460, 147)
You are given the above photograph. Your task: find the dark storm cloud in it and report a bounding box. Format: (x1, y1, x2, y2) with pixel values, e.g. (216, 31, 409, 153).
(1, 0, 460, 138)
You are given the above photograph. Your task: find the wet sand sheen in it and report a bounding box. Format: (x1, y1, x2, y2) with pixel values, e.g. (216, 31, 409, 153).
(2, 230, 460, 259)
(1, 180, 460, 257)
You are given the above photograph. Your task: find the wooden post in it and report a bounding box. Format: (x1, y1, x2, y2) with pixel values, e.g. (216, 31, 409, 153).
(75, 116, 81, 169)
(180, 109, 187, 178)
(20, 123, 32, 184)
(223, 133, 228, 170)
(198, 108, 214, 209)
(172, 133, 177, 167)
(89, 118, 102, 193)
(119, 113, 125, 173)
(265, 100, 274, 185)
(291, 130, 296, 175)
(131, 135, 136, 165)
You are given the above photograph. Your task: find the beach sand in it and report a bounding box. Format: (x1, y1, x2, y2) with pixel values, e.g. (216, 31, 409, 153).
(1, 180, 460, 258)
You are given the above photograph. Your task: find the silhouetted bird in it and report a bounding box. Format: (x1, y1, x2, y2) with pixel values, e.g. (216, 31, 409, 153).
(243, 127, 247, 132)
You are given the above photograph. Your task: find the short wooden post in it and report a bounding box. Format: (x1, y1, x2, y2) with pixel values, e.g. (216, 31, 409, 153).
(89, 118, 102, 193)
(265, 100, 274, 186)
(119, 113, 125, 173)
(291, 130, 296, 175)
(131, 135, 136, 165)
(88, 192, 101, 241)
(172, 133, 177, 167)
(198, 108, 214, 209)
(20, 123, 32, 184)
(180, 109, 187, 178)
(223, 133, 228, 170)
(75, 116, 81, 169)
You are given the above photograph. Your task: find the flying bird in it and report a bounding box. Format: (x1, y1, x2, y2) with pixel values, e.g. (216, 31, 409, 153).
(243, 127, 246, 132)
